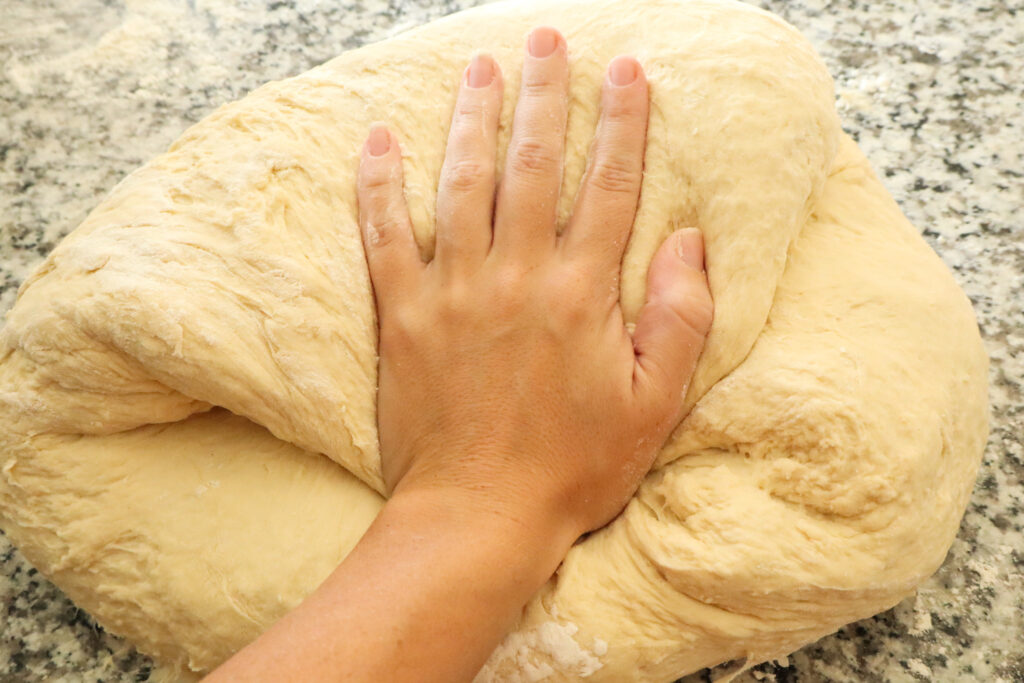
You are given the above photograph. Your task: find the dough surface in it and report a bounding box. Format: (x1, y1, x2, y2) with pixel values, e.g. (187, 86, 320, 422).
(0, 0, 988, 680)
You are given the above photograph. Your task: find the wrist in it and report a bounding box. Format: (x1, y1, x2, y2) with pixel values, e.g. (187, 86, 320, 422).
(385, 480, 581, 588)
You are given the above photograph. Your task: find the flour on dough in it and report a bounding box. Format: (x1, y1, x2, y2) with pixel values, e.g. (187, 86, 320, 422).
(0, 0, 987, 680)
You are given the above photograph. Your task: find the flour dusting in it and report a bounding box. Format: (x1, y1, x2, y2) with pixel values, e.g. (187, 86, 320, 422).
(475, 619, 607, 682)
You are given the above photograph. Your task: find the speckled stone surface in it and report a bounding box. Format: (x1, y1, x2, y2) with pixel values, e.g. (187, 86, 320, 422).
(1, 0, 1021, 681)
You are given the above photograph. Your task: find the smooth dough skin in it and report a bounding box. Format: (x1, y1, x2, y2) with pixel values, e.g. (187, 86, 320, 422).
(0, 0, 988, 680)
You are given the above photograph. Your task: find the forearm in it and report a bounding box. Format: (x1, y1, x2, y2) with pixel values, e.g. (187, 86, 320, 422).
(206, 486, 577, 683)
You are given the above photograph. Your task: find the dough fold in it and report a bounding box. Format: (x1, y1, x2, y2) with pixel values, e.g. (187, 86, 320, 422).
(0, 0, 987, 680)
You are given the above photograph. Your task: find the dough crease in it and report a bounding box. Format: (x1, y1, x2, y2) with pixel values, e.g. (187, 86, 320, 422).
(0, 1, 987, 680)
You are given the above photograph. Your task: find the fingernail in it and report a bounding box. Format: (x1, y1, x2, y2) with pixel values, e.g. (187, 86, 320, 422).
(675, 228, 705, 271)
(368, 124, 390, 157)
(467, 53, 494, 88)
(528, 27, 560, 58)
(608, 56, 638, 86)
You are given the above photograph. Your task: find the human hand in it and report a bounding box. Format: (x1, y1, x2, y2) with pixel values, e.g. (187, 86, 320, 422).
(205, 28, 715, 683)
(357, 27, 713, 540)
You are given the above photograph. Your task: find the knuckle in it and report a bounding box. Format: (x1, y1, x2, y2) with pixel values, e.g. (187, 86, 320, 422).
(437, 280, 476, 324)
(492, 265, 528, 312)
(361, 170, 395, 193)
(364, 214, 403, 247)
(602, 97, 644, 125)
(546, 266, 591, 326)
(360, 159, 400, 192)
(589, 156, 642, 195)
(493, 264, 524, 293)
(455, 96, 489, 119)
(663, 288, 714, 342)
(546, 264, 583, 297)
(381, 304, 419, 349)
(509, 137, 559, 176)
(680, 290, 715, 336)
(443, 158, 491, 192)
(522, 78, 562, 99)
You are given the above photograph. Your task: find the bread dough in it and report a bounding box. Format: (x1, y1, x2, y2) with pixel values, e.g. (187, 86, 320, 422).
(0, 0, 988, 680)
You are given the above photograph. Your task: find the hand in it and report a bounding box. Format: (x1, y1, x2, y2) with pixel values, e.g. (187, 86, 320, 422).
(208, 28, 715, 683)
(358, 27, 713, 539)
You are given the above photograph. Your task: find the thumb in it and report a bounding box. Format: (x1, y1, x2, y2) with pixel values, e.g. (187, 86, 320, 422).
(631, 228, 714, 409)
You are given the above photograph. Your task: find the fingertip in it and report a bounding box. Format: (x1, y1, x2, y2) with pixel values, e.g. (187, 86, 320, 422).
(359, 125, 406, 199)
(646, 229, 713, 333)
(368, 123, 391, 157)
(600, 56, 648, 121)
(487, 57, 505, 94)
(649, 228, 704, 288)
(607, 56, 643, 88)
(466, 52, 502, 89)
(673, 228, 705, 272)
(631, 230, 713, 405)
(527, 26, 565, 59)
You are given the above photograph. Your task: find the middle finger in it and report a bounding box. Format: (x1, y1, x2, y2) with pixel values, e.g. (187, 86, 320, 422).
(492, 26, 570, 263)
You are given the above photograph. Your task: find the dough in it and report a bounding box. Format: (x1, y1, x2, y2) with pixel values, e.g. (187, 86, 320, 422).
(0, 0, 988, 680)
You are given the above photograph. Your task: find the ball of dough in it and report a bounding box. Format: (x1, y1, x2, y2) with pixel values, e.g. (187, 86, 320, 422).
(0, 0, 987, 680)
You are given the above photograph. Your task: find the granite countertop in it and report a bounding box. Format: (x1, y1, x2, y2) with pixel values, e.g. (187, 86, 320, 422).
(1, 0, 1021, 681)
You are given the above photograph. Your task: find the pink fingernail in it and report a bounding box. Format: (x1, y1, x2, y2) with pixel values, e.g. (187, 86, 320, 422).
(675, 229, 705, 270)
(368, 125, 390, 157)
(528, 27, 560, 58)
(467, 53, 495, 88)
(608, 56, 639, 86)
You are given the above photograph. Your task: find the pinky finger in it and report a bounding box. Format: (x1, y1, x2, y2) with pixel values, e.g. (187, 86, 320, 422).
(357, 124, 422, 309)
